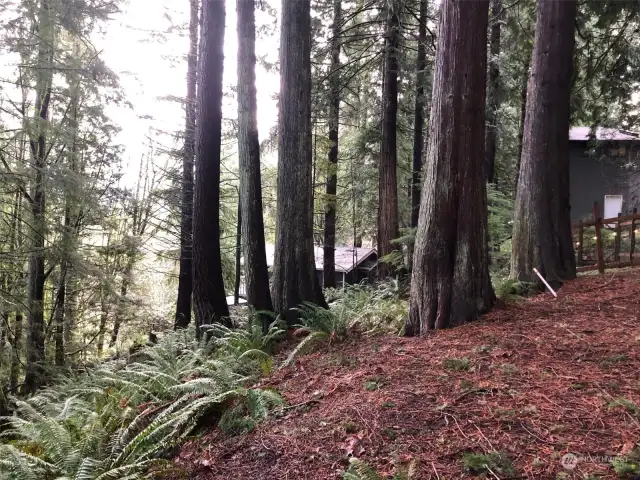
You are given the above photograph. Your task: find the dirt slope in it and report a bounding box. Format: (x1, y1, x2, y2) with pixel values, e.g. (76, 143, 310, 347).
(176, 270, 640, 479)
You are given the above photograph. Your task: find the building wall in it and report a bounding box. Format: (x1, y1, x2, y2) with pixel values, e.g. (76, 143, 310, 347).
(569, 142, 640, 221)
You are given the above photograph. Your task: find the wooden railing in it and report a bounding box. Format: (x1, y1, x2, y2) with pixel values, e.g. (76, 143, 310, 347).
(573, 202, 639, 273)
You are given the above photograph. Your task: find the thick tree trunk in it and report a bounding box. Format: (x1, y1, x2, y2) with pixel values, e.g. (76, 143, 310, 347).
(410, 0, 428, 229)
(323, 0, 341, 289)
(234, 196, 242, 305)
(271, 0, 327, 323)
(377, 0, 400, 279)
(10, 313, 22, 391)
(193, 0, 231, 333)
(236, 0, 273, 326)
(408, 0, 428, 270)
(407, 0, 494, 335)
(24, 0, 53, 394)
(511, 0, 577, 287)
(175, 0, 199, 330)
(485, 0, 502, 184)
(514, 59, 529, 193)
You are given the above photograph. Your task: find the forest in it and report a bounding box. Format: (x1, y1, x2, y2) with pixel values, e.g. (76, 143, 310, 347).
(0, 0, 639, 478)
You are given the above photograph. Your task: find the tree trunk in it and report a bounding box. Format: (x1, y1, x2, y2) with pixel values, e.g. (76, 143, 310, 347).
(409, 0, 428, 270)
(485, 0, 502, 184)
(10, 314, 22, 391)
(271, 0, 327, 324)
(53, 276, 65, 366)
(24, 0, 53, 394)
(175, 0, 199, 330)
(193, 0, 231, 333)
(510, 0, 577, 287)
(0, 316, 6, 369)
(323, 0, 341, 289)
(234, 196, 242, 305)
(407, 0, 494, 335)
(109, 254, 134, 348)
(514, 59, 529, 194)
(97, 294, 108, 357)
(236, 0, 273, 326)
(377, 0, 400, 279)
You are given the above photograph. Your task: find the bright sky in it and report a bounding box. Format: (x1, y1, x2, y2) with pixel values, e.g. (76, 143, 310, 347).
(98, 0, 280, 172)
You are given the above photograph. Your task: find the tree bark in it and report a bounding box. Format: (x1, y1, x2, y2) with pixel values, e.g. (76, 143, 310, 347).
(193, 0, 231, 333)
(323, 0, 341, 289)
(175, 0, 199, 330)
(407, 0, 494, 335)
(53, 276, 65, 366)
(96, 290, 108, 357)
(234, 196, 242, 305)
(271, 0, 327, 324)
(109, 253, 134, 348)
(514, 59, 529, 194)
(485, 0, 502, 184)
(10, 314, 22, 391)
(24, 0, 53, 394)
(236, 0, 273, 326)
(408, 0, 428, 270)
(377, 0, 400, 279)
(0, 316, 6, 369)
(510, 0, 577, 288)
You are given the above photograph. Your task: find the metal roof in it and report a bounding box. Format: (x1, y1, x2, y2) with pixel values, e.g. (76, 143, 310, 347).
(569, 127, 640, 142)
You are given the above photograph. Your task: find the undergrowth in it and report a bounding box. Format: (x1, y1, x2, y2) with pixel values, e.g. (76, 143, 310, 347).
(0, 321, 286, 479)
(283, 280, 408, 367)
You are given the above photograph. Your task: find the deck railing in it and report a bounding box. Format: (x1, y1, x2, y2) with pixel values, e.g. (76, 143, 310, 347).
(573, 202, 639, 273)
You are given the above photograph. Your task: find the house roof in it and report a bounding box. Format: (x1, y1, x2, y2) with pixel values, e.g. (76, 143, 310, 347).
(262, 244, 377, 273)
(569, 126, 640, 142)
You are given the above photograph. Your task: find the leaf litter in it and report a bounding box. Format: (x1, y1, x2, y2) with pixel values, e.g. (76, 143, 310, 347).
(175, 269, 640, 479)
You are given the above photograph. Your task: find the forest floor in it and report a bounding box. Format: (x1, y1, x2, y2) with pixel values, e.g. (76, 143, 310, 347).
(175, 269, 640, 480)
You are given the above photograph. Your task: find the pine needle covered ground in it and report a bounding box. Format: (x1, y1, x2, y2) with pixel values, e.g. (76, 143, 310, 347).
(176, 269, 640, 479)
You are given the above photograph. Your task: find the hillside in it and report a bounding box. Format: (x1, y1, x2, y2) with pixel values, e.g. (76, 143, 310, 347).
(176, 270, 640, 479)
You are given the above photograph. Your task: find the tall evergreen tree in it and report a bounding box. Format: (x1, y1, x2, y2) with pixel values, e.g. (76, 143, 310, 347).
(175, 0, 199, 329)
(323, 0, 342, 289)
(24, 0, 54, 394)
(409, 0, 428, 258)
(192, 0, 231, 332)
(271, 0, 326, 323)
(485, 0, 502, 184)
(236, 0, 273, 324)
(511, 0, 577, 287)
(407, 0, 494, 334)
(377, 0, 400, 279)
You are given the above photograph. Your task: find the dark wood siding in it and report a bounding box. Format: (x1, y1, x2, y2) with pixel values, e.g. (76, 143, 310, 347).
(569, 142, 640, 221)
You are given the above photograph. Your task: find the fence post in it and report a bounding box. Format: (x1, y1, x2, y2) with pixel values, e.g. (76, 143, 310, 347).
(594, 202, 605, 274)
(577, 220, 584, 267)
(614, 212, 622, 262)
(631, 208, 637, 266)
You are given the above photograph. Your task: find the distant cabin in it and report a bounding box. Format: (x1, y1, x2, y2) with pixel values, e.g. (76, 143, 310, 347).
(237, 245, 378, 299)
(569, 126, 640, 221)
(263, 244, 378, 288)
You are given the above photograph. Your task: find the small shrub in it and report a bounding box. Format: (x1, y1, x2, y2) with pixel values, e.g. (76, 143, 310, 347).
(500, 363, 519, 375)
(443, 357, 471, 372)
(608, 398, 640, 416)
(494, 278, 535, 300)
(611, 448, 640, 477)
(343, 458, 383, 480)
(342, 421, 360, 434)
(462, 451, 516, 477)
